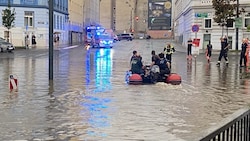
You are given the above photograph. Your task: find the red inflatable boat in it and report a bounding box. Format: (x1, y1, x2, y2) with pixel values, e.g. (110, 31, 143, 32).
(166, 73, 182, 85)
(128, 74, 143, 85)
(126, 71, 181, 85)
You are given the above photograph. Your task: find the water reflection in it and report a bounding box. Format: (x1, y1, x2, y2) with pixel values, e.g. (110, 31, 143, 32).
(94, 49, 113, 92)
(217, 65, 228, 87)
(203, 63, 211, 85)
(239, 67, 250, 95)
(82, 48, 113, 138)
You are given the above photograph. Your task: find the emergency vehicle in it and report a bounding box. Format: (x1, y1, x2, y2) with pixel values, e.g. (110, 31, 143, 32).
(85, 25, 114, 48)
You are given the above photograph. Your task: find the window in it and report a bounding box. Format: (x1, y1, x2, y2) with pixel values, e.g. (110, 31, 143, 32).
(54, 15, 56, 28)
(24, 11, 34, 27)
(245, 17, 250, 28)
(60, 16, 62, 30)
(226, 19, 234, 28)
(57, 15, 59, 29)
(204, 19, 211, 28)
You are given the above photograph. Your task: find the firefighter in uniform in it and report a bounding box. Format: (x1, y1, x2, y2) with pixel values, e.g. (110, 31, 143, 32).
(163, 42, 175, 64)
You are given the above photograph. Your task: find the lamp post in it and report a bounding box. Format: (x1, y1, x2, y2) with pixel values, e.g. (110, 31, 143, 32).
(49, 0, 54, 80)
(130, 7, 133, 32)
(236, 0, 239, 50)
(126, 1, 134, 33)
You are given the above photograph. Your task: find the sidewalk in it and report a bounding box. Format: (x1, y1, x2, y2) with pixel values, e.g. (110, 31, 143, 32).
(15, 43, 82, 50)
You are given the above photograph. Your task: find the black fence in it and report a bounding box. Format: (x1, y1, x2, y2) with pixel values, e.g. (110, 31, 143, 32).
(199, 108, 250, 141)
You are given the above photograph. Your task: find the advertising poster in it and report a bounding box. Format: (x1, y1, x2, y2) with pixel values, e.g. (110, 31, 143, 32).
(148, 0, 172, 30)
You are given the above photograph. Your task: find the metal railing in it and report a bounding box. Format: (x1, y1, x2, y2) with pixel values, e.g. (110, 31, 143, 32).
(199, 107, 250, 141)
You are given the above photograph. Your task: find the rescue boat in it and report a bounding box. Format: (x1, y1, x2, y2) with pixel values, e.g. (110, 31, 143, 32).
(125, 71, 181, 85)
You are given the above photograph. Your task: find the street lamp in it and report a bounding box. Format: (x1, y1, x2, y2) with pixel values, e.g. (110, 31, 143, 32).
(126, 1, 133, 33)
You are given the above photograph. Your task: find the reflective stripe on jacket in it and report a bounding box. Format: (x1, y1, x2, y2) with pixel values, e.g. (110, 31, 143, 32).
(164, 45, 175, 54)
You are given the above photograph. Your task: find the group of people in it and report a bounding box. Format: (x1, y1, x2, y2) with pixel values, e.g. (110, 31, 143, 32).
(187, 36, 250, 67)
(25, 33, 37, 48)
(129, 42, 175, 82)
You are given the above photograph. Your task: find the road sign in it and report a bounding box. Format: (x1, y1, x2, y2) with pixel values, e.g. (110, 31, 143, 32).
(192, 38, 200, 47)
(192, 25, 199, 32)
(235, 17, 242, 28)
(195, 13, 208, 18)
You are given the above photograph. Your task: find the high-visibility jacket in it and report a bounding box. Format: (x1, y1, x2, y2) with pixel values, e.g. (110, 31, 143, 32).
(164, 45, 175, 55)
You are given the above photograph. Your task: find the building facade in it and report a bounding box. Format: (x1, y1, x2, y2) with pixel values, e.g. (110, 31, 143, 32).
(100, 0, 138, 34)
(84, 0, 100, 27)
(68, 0, 84, 45)
(100, 0, 113, 30)
(174, 0, 250, 50)
(0, 0, 101, 48)
(0, 0, 68, 48)
(100, 0, 173, 38)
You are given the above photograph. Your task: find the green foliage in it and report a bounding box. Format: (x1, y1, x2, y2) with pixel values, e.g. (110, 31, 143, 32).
(247, 24, 250, 32)
(212, 0, 237, 24)
(2, 6, 16, 30)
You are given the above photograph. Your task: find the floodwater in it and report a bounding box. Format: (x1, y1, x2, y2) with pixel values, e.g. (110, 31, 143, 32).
(0, 39, 250, 141)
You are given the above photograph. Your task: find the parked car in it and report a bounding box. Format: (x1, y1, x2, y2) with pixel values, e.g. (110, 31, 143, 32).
(0, 37, 15, 52)
(117, 34, 133, 41)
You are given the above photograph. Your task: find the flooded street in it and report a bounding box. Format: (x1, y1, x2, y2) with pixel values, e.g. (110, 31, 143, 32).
(0, 39, 250, 141)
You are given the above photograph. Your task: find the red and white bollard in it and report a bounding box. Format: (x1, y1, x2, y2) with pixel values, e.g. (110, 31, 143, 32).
(9, 74, 18, 91)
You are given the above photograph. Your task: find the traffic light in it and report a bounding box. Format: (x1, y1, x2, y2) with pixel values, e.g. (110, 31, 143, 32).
(135, 16, 139, 22)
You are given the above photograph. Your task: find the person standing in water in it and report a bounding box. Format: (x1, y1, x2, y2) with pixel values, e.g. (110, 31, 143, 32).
(206, 40, 212, 63)
(163, 42, 175, 64)
(187, 38, 193, 60)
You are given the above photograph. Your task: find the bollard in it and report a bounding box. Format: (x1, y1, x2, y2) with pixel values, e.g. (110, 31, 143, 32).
(9, 74, 18, 91)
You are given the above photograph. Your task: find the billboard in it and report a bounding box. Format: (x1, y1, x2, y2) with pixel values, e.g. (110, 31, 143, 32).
(148, 0, 172, 30)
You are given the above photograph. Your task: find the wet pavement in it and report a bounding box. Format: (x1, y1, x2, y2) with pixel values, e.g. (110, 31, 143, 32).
(0, 39, 250, 141)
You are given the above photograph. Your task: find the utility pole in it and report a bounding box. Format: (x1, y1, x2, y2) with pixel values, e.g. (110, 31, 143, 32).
(130, 9, 133, 32)
(236, 0, 239, 50)
(49, 0, 54, 80)
(134, 0, 138, 35)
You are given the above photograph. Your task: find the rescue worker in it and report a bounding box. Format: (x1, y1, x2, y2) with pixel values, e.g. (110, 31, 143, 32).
(158, 53, 171, 75)
(163, 42, 175, 63)
(130, 50, 144, 74)
(239, 38, 248, 67)
(150, 50, 160, 67)
(216, 37, 229, 66)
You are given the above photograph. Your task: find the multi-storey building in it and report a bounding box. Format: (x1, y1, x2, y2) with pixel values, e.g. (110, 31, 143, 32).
(0, 0, 101, 48)
(84, 0, 100, 27)
(68, 0, 84, 45)
(100, 0, 173, 38)
(70, 0, 100, 44)
(0, 0, 68, 48)
(100, 0, 115, 30)
(174, 0, 250, 50)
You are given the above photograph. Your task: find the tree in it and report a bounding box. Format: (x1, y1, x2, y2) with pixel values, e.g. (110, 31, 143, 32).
(212, 0, 236, 36)
(2, 2, 16, 42)
(247, 24, 250, 32)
